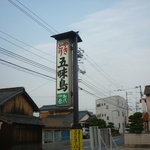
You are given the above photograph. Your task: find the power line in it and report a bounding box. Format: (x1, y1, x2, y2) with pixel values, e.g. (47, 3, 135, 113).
(0, 46, 56, 73)
(79, 87, 127, 110)
(83, 74, 110, 95)
(8, 0, 58, 35)
(15, 0, 59, 34)
(0, 36, 55, 64)
(80, 80, 108, 97)
(0, 30, 55, 57)
(28, 81, 50, 93)
(0, 58, 55, 81)
(79, 87, 99, 98)
(85, 53, 121, 88)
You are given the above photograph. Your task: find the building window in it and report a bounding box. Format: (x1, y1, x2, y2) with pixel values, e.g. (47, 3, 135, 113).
(106, 105, 109, 109)
(97, 114, 101, 117)
(44, 130, 53, 143)
(118, 123, 120, 128)
(96, 104, 100, 107)
(107, 116, 109, 120)
(118, 111, 120, 116)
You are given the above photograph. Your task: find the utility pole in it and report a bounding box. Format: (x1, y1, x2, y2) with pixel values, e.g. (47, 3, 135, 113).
(126, 92, 129, 120)
(139, 85, 143, 99)
(135, 85, 143, 99)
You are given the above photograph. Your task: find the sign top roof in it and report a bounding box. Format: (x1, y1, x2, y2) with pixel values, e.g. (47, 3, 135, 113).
(51, 31, 82, 42)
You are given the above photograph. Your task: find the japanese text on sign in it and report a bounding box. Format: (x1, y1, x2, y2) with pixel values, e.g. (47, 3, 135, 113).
(56, 39, 71, 106)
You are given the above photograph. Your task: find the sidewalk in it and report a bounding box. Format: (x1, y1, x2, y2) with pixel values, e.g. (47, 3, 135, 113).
(118, 146, 150, 150)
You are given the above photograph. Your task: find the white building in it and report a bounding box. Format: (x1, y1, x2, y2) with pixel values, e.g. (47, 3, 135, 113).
(96, 95, 127, 133)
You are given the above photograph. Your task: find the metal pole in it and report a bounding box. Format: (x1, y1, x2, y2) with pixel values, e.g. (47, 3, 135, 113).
(139, 85, 143, 98)
(72, 35, 79, 128)
(126, 92, 129, 119)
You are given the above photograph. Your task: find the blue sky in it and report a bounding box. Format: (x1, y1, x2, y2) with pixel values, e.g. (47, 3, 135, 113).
(0, 0, 150, 113)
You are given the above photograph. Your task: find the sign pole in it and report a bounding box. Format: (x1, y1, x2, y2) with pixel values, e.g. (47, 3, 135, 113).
(51, 31, 82, 126)
(72, 34, 79, 128)
(52, 31, 83, 149)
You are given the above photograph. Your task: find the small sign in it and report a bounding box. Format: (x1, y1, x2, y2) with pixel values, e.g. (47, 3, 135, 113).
(71, 129, 83, 150)
(56, 39, 72, 106)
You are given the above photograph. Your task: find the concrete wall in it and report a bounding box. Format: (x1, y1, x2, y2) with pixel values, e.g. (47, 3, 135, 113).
(146, 96, 150, 130)
(125, 134, 150, 147)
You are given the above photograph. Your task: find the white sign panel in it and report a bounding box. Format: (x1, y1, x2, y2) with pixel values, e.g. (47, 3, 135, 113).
(56, 39, 71, 106)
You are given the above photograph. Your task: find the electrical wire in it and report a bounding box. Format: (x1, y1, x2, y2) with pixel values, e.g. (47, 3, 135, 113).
(82, 74, 110, 95)
(0, 30, 55, 57)
(85, 53, 122, 88)
(15, 0, 59, 34)
(79, 87, 127, 110)
(0, 58, 55, 81)
(8, 0, 57, 34)
(0, 46, 55, 73)
(0, 36, 55, 64)
(80, 80, 108, 97)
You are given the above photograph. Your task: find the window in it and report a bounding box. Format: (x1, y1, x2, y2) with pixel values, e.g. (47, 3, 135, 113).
(97, 114, 101, 117)
(96, 104, 100, 107)
(118, 111, 120, 116)
(118, 123, 120, 128)
(107, 116, 109, 120)
(106, 105, 109, 109)
(44, 130, 53, 143)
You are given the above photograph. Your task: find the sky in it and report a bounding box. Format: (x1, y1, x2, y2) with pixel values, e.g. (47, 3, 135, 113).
(0, 0, 150, 113)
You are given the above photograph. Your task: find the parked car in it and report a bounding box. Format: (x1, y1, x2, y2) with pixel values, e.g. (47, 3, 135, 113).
(83, 128, 90, 139)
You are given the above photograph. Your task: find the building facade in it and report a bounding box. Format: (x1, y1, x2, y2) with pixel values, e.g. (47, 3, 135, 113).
(144, 85, 150, 131)
(96, 95, 127, 133)
(0, 87, 43, 150)
(40, 105, 92, 143)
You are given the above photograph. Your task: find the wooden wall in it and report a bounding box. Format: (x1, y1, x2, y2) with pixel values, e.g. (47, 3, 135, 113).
(40, 110, 70, 118)
(1, 95, 33, 116)
(0, 122, 42, 149)
(12, 124, 42, 144)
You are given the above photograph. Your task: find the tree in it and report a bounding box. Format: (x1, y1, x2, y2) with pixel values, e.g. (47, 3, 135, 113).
(89, 117, 106, 128)
(107, 122, 119, 135)
(128, 112, 144, 133)
(107, 122, 114, 129)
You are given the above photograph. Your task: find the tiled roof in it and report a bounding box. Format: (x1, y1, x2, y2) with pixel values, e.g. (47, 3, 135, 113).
(0, 87, 39, 111)
(0, 87, 23, 105)
(40, 105, 72, 111)
(0, 113, 43, 126)
(42, 111, 91, 128)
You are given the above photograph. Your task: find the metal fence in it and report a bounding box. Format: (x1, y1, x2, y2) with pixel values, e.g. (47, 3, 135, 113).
(89, 127, 122, 150)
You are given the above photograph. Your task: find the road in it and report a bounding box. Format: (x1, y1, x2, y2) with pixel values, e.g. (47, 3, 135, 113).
(42, 136, 124, 150)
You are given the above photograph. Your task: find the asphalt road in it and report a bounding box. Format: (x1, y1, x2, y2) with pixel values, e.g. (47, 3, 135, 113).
(42, 136, 124, 150)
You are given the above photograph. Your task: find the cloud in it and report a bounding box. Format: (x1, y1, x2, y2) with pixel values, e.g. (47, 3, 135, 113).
(69, 0, 150, 88)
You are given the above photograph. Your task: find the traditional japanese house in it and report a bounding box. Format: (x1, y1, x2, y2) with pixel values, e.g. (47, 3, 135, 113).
(0, 87, 43, 150)
(40, 105, 92, 143)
